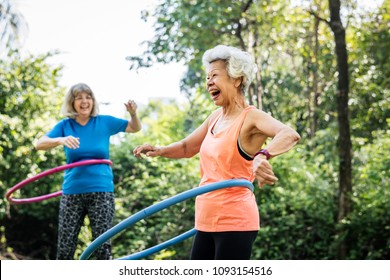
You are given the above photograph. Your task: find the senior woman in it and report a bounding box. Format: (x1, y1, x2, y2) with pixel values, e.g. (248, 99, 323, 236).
(133, 45, 300, 260)
(35, 83, 142, 259)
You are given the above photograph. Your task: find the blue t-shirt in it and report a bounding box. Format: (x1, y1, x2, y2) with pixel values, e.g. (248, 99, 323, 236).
(46, 115, 128, 194)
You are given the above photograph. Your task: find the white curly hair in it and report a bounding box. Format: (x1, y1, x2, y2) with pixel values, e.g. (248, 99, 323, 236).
(202, 45, 257, 94)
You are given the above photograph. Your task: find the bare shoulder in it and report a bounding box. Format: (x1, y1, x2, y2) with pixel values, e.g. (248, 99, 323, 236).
(206, 108, 222, 124)
(210, 108, 222, 117)
(243, 107, 288, 137)
(245, 107, 271, 125)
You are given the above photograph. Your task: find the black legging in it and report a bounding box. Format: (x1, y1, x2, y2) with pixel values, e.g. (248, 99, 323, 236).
(57, 192, 114, 260)
(190, 230, 258, 260)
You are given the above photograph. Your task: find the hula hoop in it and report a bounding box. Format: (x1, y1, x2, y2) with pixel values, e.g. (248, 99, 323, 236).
(79, 179, 254, 260)
(5, 159, 113, 205)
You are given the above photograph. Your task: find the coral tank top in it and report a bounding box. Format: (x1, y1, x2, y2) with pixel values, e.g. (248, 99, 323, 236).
(195, 106, 260, 232)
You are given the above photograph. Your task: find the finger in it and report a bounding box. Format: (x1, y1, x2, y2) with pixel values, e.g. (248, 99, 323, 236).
(259, 176, 278, 186)
(257, 172, 278, 183)
(256, 168, 274, 178)
(146, 150, 158, 157)
(253, 164, 274, 177)
(255, 171, 278, 185)
(133, 145, 152, 157)
(133, 147, 142, 157)
(133, 153, 143, 159)
(66, 142, 77, 149)
(72, 138, 80, 147)
(70, 137, 80, 148)
(255, 160, 273, 171)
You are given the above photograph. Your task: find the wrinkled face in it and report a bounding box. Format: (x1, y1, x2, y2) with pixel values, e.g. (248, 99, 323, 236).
(73, 92, 93, 117)
(206, 60, 240, 106)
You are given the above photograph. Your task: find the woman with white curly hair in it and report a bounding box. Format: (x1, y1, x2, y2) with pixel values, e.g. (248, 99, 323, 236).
(134, 45, 300, 259)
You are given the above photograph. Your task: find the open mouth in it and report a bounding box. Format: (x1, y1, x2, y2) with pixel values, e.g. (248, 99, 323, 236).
(210, 90, 221, 99)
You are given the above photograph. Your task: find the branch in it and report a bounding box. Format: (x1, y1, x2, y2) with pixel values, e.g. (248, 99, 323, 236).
(305, 9, 331, 26)
(234, 0, 254, 50)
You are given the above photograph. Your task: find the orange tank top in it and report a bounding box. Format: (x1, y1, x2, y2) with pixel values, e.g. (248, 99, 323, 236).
(195, 106, 260, 232)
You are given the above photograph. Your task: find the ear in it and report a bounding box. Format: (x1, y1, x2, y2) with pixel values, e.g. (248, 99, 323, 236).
(234, 77, 243, 88)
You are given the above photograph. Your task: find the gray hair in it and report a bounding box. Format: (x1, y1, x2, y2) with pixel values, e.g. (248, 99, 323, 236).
(202, 45, 257, 94)
(61, 83, 99, 118)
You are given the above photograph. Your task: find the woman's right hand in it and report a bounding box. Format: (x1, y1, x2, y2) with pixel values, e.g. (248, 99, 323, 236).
(133, 144, 160, 158)
(61, 136, 80, 149)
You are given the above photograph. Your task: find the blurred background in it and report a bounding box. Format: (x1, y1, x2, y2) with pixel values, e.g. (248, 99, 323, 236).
(0, 0, 389, 260)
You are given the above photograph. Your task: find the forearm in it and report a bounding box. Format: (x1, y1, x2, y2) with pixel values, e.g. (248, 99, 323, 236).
(263, 126, 301, 158)
(35, 136, 63, 150)
(127, 113, 142, 132)
(159, 140, 198, 159)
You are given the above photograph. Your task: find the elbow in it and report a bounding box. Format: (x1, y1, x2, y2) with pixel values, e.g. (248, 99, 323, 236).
(180, 140, 199, 158)
(126, 123, 142, 133)
(282, 126, 301, 144)
(34, 140, 42, 150)
(126, 128, 141, 133)
(34, 136, 50, 150)
(35, 142, 46, 151)
(135, 125, 142, 132)
(292, 130, 301, 143)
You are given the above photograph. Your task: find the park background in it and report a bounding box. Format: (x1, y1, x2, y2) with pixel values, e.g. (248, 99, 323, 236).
(0, 0, 389, 260)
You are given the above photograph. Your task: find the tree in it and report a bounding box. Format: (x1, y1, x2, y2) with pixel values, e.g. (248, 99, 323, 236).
(0, 51, 65, 259)
(306, 0, 353, 259)
(327, 0, 352, 259)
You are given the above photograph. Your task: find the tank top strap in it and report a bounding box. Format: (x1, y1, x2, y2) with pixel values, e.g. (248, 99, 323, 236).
(233, 105, 256, 130)
(208, 110, 223, 132)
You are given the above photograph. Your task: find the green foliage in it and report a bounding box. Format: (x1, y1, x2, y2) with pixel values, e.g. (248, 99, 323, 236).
(348, 1, 390, 141)
(0, 51, 65, 259)
(346, 129, 390, 259)
(105, 100, 200, 260)
(252, 132, 338, 259)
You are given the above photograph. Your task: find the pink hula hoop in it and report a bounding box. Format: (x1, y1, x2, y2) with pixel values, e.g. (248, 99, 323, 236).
(5, 159, 113, 205)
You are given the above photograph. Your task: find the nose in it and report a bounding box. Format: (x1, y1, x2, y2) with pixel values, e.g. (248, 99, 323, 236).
(206, 78, 213, 87)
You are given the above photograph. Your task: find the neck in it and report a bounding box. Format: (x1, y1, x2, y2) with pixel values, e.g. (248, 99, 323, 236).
(75, 115, 90, 125)
(222, 102, 247, 118)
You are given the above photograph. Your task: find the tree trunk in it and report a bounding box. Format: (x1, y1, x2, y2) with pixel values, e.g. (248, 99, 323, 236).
(328, 0, 353, 259)
(311, 17, 320, 138)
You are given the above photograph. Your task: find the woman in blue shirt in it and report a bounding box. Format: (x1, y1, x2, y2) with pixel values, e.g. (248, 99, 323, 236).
(35, 83, 141, 259)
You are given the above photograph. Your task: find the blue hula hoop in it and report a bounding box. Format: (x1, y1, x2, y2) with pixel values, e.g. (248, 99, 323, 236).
(79, 179, 254, 260)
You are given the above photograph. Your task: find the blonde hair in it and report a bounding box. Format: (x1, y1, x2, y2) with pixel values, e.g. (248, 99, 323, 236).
(202, 45, 257, 94)
(61, 83, 99, 118)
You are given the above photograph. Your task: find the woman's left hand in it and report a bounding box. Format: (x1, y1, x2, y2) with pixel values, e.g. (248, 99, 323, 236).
(124, 99, 138, 115)
(253, 156, 278, 188)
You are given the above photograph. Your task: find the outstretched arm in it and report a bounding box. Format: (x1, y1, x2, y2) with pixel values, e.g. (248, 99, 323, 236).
(133, 113, 214, 159)
(35, 135, 80, 150)
(124, 99, 142, 133)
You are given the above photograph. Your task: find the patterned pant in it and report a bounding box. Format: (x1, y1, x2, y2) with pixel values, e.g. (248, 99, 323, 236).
(56, 192, 115, 260)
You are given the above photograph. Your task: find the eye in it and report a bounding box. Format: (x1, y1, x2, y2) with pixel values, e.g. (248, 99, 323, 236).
(206, 73, 217, 80)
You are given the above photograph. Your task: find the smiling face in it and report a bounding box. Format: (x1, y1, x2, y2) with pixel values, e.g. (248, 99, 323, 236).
(206, 60, 241, 107)
(73, 92, 94, 118)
